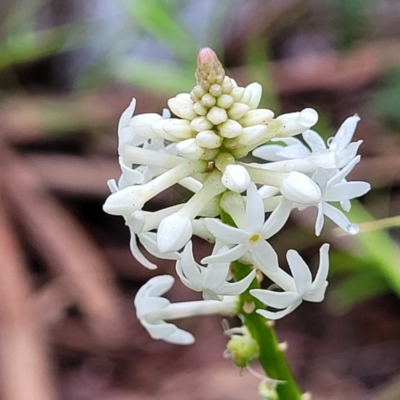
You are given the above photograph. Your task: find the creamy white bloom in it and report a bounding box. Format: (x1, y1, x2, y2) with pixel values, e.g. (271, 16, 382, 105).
(251, 244, 330, 319)
(253, 115, 362, 173)
(135, 275, 238, 344)
(176, 241, 256, 300)
(310, 156, 370, 235)
(202, 183, 291, 272)
(134, 275, 195, 345)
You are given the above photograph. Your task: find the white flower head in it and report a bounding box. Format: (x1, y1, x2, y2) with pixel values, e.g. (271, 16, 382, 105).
(176, 241, 256, 300)
(251, 244, 330, 319)
(311, 156, 370, 235)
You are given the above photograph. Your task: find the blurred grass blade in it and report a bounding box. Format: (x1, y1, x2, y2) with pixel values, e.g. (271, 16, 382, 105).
(121, 0, 198, 63)
(328, 267, 389, 311)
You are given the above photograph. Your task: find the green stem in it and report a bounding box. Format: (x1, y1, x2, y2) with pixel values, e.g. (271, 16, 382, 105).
(232, 261, 302, 399)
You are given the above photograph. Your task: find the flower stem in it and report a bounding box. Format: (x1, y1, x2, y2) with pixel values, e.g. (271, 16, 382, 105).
(232, 261, 302, 399)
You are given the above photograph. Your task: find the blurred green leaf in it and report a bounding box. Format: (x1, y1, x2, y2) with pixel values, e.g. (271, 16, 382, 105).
(372, 67, 400, 129)
(121, 0, 198, 64)
(328, 262, 389, 311)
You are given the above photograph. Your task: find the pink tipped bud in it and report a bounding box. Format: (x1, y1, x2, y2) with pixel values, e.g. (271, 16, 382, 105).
(196, 48, 225, 86)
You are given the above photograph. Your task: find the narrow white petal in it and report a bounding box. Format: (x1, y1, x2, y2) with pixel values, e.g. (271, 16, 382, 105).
(178, 242, 203, 286)
(251, 240, 279, 272)
(256, 301, 301, 320)
(251, 289, 299, 308)
(202, 243, 248, 264)
(205, 218, 249, 243)
(286, 249, 312, 295)
(324, 181, 370, 202)
(140, 320, 176, 340)
(165, 328, 195, 345)
(302, 129, 326, 151)
(135, 275, 175, 301)
(118, 98, 136, 132)
(136, 297, 169, 317)
(218, 269, 256, 295)
(204, 261, 231, 290)
(311, 243, 330, 289)
(332, 115, 360, 152)
(253, 145, 287, 161)
(261, 198, 292, 238)
(129, 231, 157, 270)
(245, 183, 265, 232)
(326, 156, 360, 188)
(139, 232, 180, 260)
(322, 202, 357, 234)
(277, 144, 310, 159)
(315, 204, 325, 236)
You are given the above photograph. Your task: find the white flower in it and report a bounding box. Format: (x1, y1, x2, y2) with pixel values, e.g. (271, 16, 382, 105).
(202, 183, 292, 272)
(250, 244, 330, 319)
(176, 241, 256, 300)
(308, 156, 370, 235)
(134, 275, 195, 345)
(253, 115, 362, 172)
(134, 275, 239, 344)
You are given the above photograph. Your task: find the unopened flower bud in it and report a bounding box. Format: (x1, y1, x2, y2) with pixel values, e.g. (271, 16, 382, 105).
(157, 213, 192, 253)
(239, 109, 274, 127)
(239, 125, 268, 145)
(191, 116, 213, 132)
(221, 76, 234, 93)
(258, 381, 279, 400)
(168, 97, 197, 120)
(129, 113, 163, 138)
(201, 93, 217, 107)
(196, 130, 223, 149)
(268, 108, 319, 138)
(207, 106, 228, 125)
(218, 119, 242, 138)
(192, 85, 206, 98)
(196, 47, 225, 85)
(209, 83, 222, 97)
(152, 119, 194, 140)
(193, 101, 208, 116)
(227, 102, 251, 120)
(226, 335, 259, 368)
(176, 138, 206, 159)
(103, 185, 145, 216)
(231, 87, 245, 101)
(222, 164, 251, 193)
(216, 94, 234, 109)
(280, 171, 321, 205)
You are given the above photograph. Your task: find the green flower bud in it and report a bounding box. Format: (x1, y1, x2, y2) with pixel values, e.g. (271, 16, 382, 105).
(258, 381, 279, 400)
(226, 335, 259, 368)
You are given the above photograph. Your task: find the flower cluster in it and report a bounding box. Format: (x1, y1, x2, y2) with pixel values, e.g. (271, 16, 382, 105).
(104, 48, 370, 345)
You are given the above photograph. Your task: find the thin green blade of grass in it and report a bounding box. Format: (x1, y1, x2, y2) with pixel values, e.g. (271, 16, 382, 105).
(121, 0, 198, 64)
